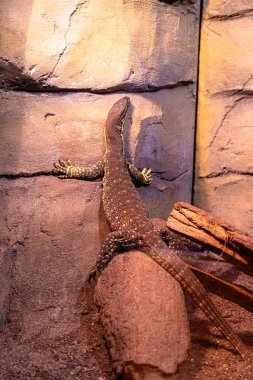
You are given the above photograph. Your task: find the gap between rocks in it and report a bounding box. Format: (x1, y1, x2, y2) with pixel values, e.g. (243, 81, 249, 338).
(200, 168, 253, 179)
(207, 8, 253, 21)
(208, 96, 246, 148)
(38, 1, 89, 83)
(0, 171, 55, 180)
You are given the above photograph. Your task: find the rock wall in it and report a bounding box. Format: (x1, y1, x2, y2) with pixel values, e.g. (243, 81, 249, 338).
(0, 1, 200, 378)
(194, 0, 253, 237)
(1, 0, 253, 377)
(1, 0, 198, 92)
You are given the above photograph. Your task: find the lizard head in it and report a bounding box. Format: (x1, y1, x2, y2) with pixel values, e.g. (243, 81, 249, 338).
(106, 97, 130, 141)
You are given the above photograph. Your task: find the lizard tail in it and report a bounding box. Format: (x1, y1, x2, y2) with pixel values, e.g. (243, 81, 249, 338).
(145, 246, 250, 365)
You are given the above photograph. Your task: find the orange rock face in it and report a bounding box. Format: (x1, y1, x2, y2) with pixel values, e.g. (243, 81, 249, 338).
(195, 0, 253, 237)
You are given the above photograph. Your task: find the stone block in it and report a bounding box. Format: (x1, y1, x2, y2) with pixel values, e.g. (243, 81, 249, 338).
(0, 177, 101, 335)
(194, 0, 253, 236)
(0, 0, 200, 91)
(0, 88, 195, 219)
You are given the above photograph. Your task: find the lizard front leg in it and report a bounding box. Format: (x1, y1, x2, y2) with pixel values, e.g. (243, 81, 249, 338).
(53, 159, 104, 179)
(89, 230, 142, 282)
(127, 162, 152, 185)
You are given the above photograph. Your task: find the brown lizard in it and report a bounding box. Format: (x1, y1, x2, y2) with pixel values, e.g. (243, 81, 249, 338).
(53, 96, 250, 364)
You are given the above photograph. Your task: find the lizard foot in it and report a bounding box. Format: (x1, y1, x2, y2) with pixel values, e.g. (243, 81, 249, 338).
(88, 261, 105, 283)
(141, 168, 153, 185)
(128, 163, 153, 186)
(88, 268, 98, 283)
(53, 160, 74, 178)
(88, 253, 117, 283)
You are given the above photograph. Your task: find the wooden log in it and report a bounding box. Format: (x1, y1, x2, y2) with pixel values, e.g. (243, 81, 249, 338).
(95, 250, 190, 379)
(153, 217, 253, 313)
(167, 202, 253, 277)
(152, 218, 203, 252)
(189, 265, 253, 313)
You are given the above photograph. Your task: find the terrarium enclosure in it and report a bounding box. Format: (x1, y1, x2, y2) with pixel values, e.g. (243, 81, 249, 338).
(0, 1, 253, 379)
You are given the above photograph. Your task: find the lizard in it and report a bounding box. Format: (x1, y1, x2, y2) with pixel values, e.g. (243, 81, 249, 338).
(53, 96, 250, 364)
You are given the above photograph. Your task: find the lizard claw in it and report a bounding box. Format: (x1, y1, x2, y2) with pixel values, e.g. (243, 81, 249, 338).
(141, 167, 153, 185)
(88, 263, 102, 283)
(59, 159, 72, 168)
(88, 257, 110, 282)
(53, 159, 73, 176)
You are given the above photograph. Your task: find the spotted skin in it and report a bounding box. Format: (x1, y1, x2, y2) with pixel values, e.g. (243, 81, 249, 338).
(54, 97, 249, 364)
(53, 159, 104, 179)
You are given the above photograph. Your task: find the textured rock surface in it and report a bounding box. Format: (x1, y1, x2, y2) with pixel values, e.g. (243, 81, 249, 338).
(0, 177, 101, 330)
(0, 89, 195, 219)
(0, 177, 115, 379)
(194, 0, 253, 236)
(0, 0, 201, 378)
(0, 245, 13, 328)
(0, 0, 199, 91)
(95, 251, 190, 378)
(205, 1, 253, 19)
(0, 86, 195, 378)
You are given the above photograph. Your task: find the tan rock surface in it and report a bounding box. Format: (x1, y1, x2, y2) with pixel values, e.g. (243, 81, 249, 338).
(0, 177, 115, 379)
(95, 251, 190, 378)
(204, 1, 253, 18)
(199, 16, 253, 95)
(0, 177, 101, 327)
(0, 88, 195, 219)
(0, 0, 200, 91)
(196, 176, 253, 238)
(194, 0, 253, 236)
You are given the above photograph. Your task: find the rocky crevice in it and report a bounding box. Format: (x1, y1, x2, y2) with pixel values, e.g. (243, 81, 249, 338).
(207, 8, 253, 21)
(200, 168, 253, 179)
(212, 75, 253, 98)
(208, 96, 246, 148)
(0, 62, 194, 93)
(0, 171, 54, 180)
(39, 1, 89, 84)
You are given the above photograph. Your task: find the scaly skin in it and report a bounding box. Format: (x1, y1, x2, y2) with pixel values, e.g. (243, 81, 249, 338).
(53, 97, 250, 364)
